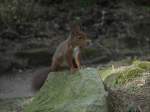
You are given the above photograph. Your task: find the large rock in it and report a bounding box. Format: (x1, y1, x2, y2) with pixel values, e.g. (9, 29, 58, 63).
(100, 61, 150, 112)
(24, 68, 108, 112)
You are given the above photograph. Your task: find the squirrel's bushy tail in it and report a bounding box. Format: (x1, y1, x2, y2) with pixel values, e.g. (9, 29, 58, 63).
(32, 68, 50, 91)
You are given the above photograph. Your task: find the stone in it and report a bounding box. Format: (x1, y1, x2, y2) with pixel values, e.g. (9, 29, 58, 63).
(24, 68, 108, 112)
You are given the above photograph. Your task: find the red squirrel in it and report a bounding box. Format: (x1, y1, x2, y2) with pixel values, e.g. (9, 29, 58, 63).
(32, 24, 91, 90)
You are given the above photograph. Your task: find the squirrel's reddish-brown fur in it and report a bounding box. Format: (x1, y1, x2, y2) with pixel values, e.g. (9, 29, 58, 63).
(32, 24, 91, 90)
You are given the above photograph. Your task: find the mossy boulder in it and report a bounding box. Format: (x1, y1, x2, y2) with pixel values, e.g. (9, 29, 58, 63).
(102, 61, 150, 112)
(133, 60, 150, 71)
(24, 68, 108, 112)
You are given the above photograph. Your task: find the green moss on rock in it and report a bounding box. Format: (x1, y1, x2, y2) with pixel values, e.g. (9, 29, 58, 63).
(133, 60, 150, 71)
(24, 68, 108, 112)
(115, 66, 144, 85)
(100, 61, 150, 87)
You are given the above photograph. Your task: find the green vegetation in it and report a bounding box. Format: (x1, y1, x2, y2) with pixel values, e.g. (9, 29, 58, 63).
(115, 66, 144, 85)
(99, 60, 150, 87)
(133, 60, 150, 71)
(143, 6, 150, 11)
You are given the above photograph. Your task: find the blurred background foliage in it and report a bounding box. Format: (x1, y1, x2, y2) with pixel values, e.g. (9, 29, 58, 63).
(0, 0, 149, 71)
